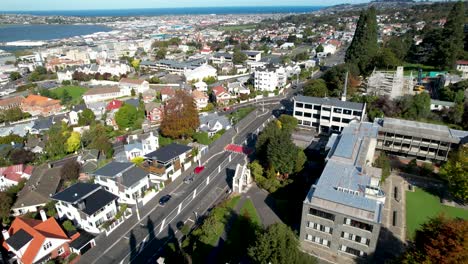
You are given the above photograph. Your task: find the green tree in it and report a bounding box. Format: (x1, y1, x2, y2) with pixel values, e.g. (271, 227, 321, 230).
(315, 44, 324, 53)
(249, 161, 264, 181)
(303, 79, 328, 97)
(373, 48, 400, 69)
(60, 160, 81, 181)
(62, 220, 76, 232)
(277, 114, 298, 132)
(233, 50, 248, 64)
(0, 192, 13, 224)
(345, 7, 379, 74)
(43, 200, 57, 217)
(78, 109, 96, 126)
(65, 132, 81, 153)
(9, 72, 21, 81)
(155, 48, 167, 60)
(115, 104, 139, 130)
(45, 123, 68, 159)
(440, 146, 468, 201)
(373, 152, 391, 182)
(248, 223, 316, 264)
(399, 216, 468, 263)
(61, 89, 72, 104)
(440, 1, 465, 69)
(294, 150, 306, 174)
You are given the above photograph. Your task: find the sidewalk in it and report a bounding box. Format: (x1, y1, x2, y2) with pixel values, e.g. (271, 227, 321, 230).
(245, 184, 282, 228)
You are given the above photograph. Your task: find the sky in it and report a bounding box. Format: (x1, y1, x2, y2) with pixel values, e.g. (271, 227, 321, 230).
(0, 0, 371, 11)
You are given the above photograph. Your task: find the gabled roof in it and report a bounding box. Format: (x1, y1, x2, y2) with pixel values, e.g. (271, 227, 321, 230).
(51, 183, 101, 204)
(213, 86, 227, 97)
(106, 100, 123, 111)
(160, 87, 176, 96)
(22, 95, 61, 108)
(120, 167, 148, 188)
(125, 98, 140, 108)
(119, 78, 145, 85)
(93, 162, 133, 177)
(83, 86, 120, 96)
(144, 143, 192, 163)
(3, 217, 69, 264)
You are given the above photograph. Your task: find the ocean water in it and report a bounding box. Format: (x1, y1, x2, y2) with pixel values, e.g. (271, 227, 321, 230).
(0, 6, 323, 17)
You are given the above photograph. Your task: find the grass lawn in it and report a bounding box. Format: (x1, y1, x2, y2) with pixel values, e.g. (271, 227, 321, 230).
(51, 86, 88, 104)
(228, 106, 255, 124)
(406, 187, 468, 239)
(226, 195, 241, 209)
(240, 199, 261, 226)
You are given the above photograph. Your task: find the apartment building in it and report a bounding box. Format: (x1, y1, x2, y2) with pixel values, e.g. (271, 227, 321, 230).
(254, 65, 287, 92)
(300, 122, 385, 261)
(375, 117, 468, 161)
(293, 95, 366, 134)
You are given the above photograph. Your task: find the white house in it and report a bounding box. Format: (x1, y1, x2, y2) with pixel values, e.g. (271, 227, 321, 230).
(280, 42, 295, 49)
(322, 44, 337, 55)
(456, 60, 468, 79)
(143, 143, 194, 182)
(123, 132, 160, 160)
(52, 183, 119, 234)
(430, 99, 455, 111)
(0, 164, 33, 191)
(254, 65, 287, 92)
(92, 162, 151, 205)
(199, 112, 232, 136)
(192, 90, 209, 110)
(194, 81, 208, 92)
(119, 78, 150, 95)
(83, 86, 122, 104)
(68, 104, 87, 126)
(184, 64, 217, 82)
(57, 70, 73, 82)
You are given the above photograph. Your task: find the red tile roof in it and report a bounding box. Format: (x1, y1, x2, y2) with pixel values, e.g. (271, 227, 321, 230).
(22, 95, 61, 108)
(160, 87, 176, 96)
(0, 164, 32, 183)
(3, 217, 69, 264)
(213, 86, 227, 96)
(456, 60, 468, 65)
(106, 100, 123, 111)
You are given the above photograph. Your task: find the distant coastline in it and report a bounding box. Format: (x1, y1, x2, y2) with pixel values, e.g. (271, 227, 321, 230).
(0, 6, 324, 17)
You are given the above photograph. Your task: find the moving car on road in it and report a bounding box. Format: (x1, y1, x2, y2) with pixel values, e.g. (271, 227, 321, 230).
(159, 194, 172, 205)
(183, 174, 194, 184)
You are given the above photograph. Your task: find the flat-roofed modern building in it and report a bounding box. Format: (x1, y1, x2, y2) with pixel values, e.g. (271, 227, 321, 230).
(375, 117, 468, 161)
(293, 95, 366, 134)
(300, 121, 385, 261)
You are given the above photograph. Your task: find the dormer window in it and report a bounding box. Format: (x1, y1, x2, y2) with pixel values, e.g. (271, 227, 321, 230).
(43, 241, 52, 250)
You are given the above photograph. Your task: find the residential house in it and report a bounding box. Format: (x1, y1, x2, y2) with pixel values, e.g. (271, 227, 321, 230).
(142, 89, 156, 103)
(82, 87, 121, 104)
(11, 165, 61, 216)
(77, 149, 101, 174)
(242, 51, 262, 62)
(212, 86, 232, 105)
(192, 90, 209, 110)
(0, 164, 34, 191)
(123, 132, 160, 161)
(143, 143, 193, 182)
(455, 60, 468, 79)
(160, 87, 176, 102)
(199, 112, 231, 136)
(119, 78, 150, 95)
(52, 183, 119, 234)
(57, 70, 73, 82)
(25, 135, 45, 154)
(124, 98, 140, 109)
(106, 100, 123, 111)
(69, 104, 87, 126)
(85, 101, 106, 120)
(211, 52, 233, 65)
(194, 81, 208, 92)
(0, 96, 24, 110)
(92, 162, 150, 204)
(227, 82, 250, 96)
(145, 102, 164, 123)
(20, 95, 62, 117)
(2, 215, 73, 264)
(184, 64, 217, 82)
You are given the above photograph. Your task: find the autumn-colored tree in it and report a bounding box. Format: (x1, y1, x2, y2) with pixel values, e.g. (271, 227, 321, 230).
(399, 215, 468, 264)
(160, 90, 199, 139)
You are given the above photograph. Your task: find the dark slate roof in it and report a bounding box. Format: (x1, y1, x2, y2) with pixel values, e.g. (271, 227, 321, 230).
(51, 183, 101, 204)
(6, 229, 33, 251)
(71, 104, 87, 112)
(121, 167, 148, 188)
(81, 189, 118, 215)
(69, 230, 95, 250)
(125, 99, 140, 108)
(32, 117, 54, 130)
(93, 162, 133, 177)
(294, 95, 365, 111)
(144, 143, 192, 163)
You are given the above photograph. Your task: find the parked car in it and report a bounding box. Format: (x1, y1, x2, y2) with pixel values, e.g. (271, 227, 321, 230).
(194, 166, 205, 174)
(159, 194, 172, 205)
(183, 175, 194, 184)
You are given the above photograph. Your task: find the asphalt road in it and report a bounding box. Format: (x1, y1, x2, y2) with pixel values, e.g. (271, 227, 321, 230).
(78, 103, 277, 264)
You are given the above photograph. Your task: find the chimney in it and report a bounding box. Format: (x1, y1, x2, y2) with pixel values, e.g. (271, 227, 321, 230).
(2, 229, 10, 240)
(39, 210, 47, 222)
